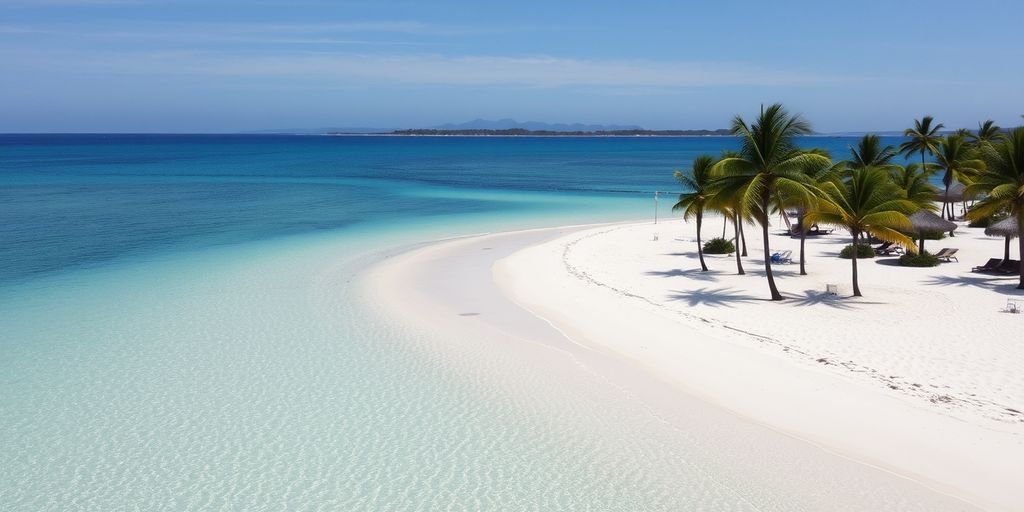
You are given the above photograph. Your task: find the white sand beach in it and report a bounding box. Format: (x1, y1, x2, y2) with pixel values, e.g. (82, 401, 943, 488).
(364, 216, 1023, 510)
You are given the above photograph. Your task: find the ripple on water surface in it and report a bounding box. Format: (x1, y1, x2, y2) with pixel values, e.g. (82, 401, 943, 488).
(0, 232, 973, 511)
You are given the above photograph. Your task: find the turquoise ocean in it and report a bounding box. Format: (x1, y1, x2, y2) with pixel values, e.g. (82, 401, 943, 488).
(2, 134, 932, 510)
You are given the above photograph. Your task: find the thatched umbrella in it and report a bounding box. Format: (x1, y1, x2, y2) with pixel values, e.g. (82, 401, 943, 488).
(984, 216, 1019, 261)
(908, 209, 957, 253)
(933, 181, 968, 222)
(935, 181, 967, 203)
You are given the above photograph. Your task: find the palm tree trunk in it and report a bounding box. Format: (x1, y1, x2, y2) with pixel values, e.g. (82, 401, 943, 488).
(1017, 213, 1024, 290)
(942, 183, 951, 220)
(733, 213, 745, 275)
(945, 182, 955, 236)
(761, 194, 783, 301)
(738, 213, 748, 256)
(799, 225, 807, 275)
(696, 211, 708, 272)
(722, 216, 727, 238)
(851, 229, 862, 296)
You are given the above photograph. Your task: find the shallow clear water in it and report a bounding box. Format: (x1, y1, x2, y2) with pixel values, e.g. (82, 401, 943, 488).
(2, 134, 940, 510)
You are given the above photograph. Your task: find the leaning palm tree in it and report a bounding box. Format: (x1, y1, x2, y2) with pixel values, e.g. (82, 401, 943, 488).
(716, 149, 750, 259)
(708, 191, 748, 275)
(673, 155, 717, 272)
(714, 104, 831, 300)
(900, 115, 944, 180)
(933, 134, 985, 222)
(968, 120, 1001, 146)
(807, 167, 916, 296)
(966, 127, 1024, 289)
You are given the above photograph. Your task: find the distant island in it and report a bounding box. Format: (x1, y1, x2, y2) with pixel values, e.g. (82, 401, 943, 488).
(331, 128, 732, 137)
(256, 118, 733, 136)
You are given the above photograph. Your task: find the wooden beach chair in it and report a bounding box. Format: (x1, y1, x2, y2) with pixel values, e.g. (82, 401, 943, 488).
(972, 258, 1002, 273)
(934, 248, 959, 262)
(874, 241, 903, 256)
(996, 259, 1021, 275)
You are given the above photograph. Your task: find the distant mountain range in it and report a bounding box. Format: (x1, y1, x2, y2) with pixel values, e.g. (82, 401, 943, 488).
(243, 126, 396, 134)
(389, 128, 731, 137)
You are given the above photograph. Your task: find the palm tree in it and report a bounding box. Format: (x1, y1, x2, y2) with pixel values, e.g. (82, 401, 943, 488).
(933, 134, 985, 223)
(889, 163, 940, 212)
(808, 167, 916, 296)
(848, 134, 899, 171)
(969, 120, 1001, 146)
(777, 149, 835, 275)
(900, 115, 944, 184)
(714, 104, 831, 300)
(673, 155, 717, 272)
(716, 205, 747, 275)
(716, 150, 749, 259)
(966, 128, 1024, 289)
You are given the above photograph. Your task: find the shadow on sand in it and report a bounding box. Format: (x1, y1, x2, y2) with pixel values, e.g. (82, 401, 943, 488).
(922, 274, 1024, 295)
(784, 289, 886, 309)
(645, 268, 721, 281)
(666, 287, 763, 308)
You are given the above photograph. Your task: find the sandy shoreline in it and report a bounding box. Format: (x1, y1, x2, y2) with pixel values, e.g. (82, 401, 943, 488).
(362, 218, 1023, 510)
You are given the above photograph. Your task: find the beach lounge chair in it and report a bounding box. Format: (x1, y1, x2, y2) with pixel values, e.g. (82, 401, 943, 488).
(874, 241, 904, 256)
(996, 259, 1021, 275)
(805, 224, 831, 236)
(934, 248, 959, 262)
(770, 250, 793, 264)
(788, 224, 832, 237)
(972, 258, 1002, 273)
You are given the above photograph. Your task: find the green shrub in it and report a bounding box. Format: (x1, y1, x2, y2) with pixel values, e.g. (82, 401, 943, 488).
(899, 251, 939, 267)
(703, 237, 735, 254)
(918, 230, 946, 240)
(968, 215, 1006, 228)
(839, 244, 875, 259)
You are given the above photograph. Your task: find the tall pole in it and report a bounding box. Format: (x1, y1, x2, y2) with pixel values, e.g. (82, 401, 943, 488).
(654, 191, 659, 224)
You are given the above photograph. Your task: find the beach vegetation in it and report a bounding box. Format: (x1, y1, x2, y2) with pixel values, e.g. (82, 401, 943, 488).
(932, 134, 985, 223)
(673, 154, 719, 271)
(709, 150, 749, 275)
(713, 104, 831, 300)
(839, 244, 875, 259)
(913, 230, 947, 241)
(889, 163, 939, 212)
(967, 214, 1005, 228)
(968, 120, 1001, 147)
(807, 167, 916, 296)
(702, 237, 736, 254)
(780, 148, 835, 275)
(965, 127, 1024, 289)
(900, 115, 945, 176)
(847, 134, 900, 173)
(899, 251, 940, 267)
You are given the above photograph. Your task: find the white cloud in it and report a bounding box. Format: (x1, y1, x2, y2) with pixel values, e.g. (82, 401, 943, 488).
(53, 51, 840, 89)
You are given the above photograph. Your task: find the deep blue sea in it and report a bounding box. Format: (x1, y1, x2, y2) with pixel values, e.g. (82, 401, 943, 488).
(4, 134, 947, 511)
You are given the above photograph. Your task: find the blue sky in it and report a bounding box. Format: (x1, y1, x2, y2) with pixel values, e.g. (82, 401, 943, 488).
(1, 0, 1022, 132)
